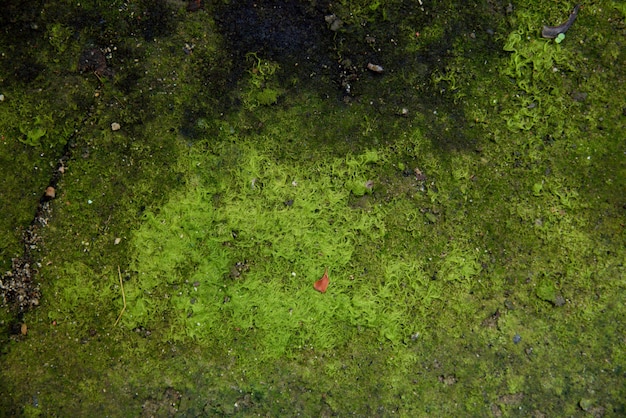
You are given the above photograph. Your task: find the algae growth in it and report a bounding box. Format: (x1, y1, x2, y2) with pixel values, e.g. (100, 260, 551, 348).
(1, 0, 625, 416)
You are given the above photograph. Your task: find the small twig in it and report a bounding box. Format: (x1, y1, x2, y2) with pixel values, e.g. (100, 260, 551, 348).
(113, 265, 126, 327)
(93, 70, 105, 84)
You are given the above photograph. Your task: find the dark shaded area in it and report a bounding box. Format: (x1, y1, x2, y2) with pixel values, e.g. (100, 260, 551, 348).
(0, 0, 47, 85)
(78, 48, 107, 72)
(181, 0, 340, 139)
(138, 0, 178, 40)
(213, 0, 337, 91)
(0, 0, 179, 316)
(375, 1, 509, 152)
(211, 0, 511, 152)
(215, 0, 332, 67)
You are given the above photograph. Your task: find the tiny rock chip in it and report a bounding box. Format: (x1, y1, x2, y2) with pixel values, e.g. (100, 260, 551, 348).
(367, 63, 384, 73)
(325, 14, 343, 32)
(21, 323, 27, 335)
(45, 186, 56, 199)
(111, 122, 121, 131)
(114, 237, 122, 245)
(330, 18, 343, 32)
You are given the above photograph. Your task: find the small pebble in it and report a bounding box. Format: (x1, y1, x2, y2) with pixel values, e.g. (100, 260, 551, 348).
(45, 186, 56, 199)
(367, 63, 384, 73)
(325, 14, 343, 31)
(114, 237, 121, 245)
(330, 18, 343, 32)
(513, 334, 522, 344)
(111, 122, 121, 131)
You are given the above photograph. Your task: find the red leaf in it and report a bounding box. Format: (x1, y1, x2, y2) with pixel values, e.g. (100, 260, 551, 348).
(314, 268, 329, 293)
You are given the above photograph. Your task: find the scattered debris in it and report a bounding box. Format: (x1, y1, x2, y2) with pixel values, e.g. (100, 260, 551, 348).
(481, 309, 501, 328)
(438, 374, 457, 385)
(78, 48, 114, 78)
(414, 167, 427, 181)
(229, 261, 250, 279)
(1, 117, 79, 313)
(499, 392, 524, 405)
(541, 4, 580, 39)
(0, 256, 40, 312)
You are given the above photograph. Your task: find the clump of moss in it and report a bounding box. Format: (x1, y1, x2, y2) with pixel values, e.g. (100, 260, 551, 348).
(240, 53, 284, 109)
(123, 143, 390, 358)
(499, 9, 582, 137)
(47, 23, 74, 53)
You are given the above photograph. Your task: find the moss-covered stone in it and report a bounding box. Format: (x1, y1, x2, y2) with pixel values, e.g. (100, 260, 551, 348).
(1, 0, 624, 415)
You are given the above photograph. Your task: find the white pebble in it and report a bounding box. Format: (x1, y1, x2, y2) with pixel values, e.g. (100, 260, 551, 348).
(367, 63, 384, 73)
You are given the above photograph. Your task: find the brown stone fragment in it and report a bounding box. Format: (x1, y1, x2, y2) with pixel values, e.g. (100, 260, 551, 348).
(45, 186, 56, 199)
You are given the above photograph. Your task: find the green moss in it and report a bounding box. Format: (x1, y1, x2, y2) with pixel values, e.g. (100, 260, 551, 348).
(613, 1, 626, 18)
(241, 54, 284, 110)
(1, 0, 625, 415)
(500, 25, 581, 135)
(124, 144, 393, 357)
(46, 23, 73, 53)
(535, 275, 557, 303)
